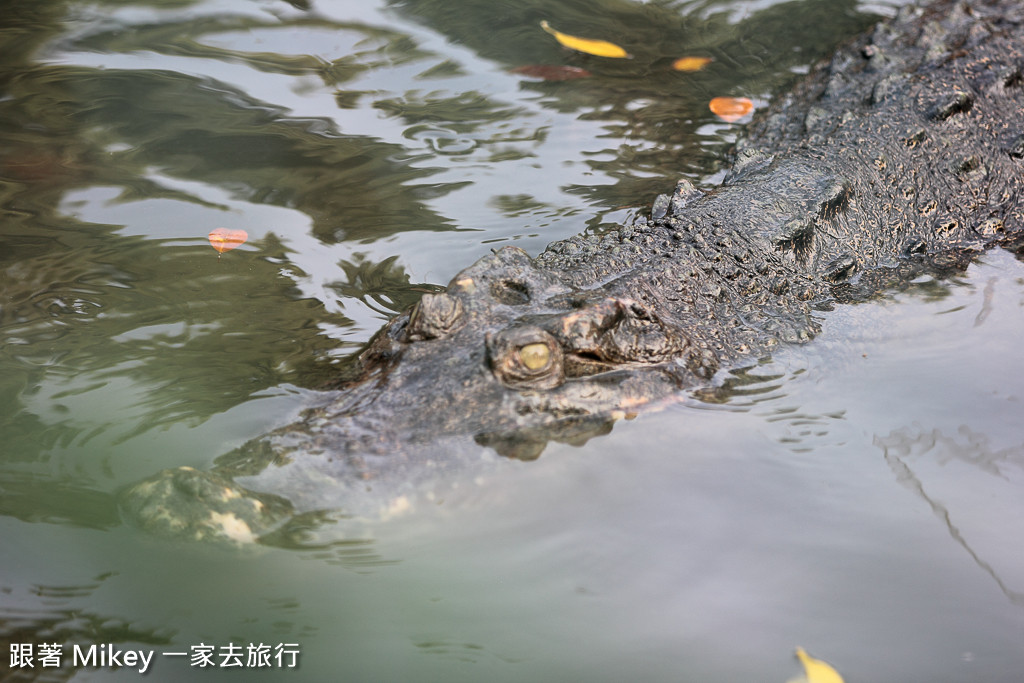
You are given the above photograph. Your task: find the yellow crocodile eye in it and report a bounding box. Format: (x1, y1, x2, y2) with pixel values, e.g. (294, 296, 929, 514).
(486, 325, 564, 389)
(518, 343, 550, 371)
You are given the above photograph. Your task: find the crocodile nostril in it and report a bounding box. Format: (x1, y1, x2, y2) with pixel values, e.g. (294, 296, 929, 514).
(490, 279, 530, 305)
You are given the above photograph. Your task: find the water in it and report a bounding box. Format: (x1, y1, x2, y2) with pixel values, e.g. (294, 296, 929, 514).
(3, 0, 1024, 680)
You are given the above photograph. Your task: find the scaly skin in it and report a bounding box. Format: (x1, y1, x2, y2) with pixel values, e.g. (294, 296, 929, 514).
(122, 0, 1024, 543)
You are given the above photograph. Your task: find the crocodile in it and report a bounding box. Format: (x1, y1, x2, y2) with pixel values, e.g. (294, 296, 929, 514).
(122, 0, 1024, 543)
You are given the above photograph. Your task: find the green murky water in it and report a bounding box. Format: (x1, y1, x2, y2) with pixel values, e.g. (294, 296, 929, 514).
(3, 0, 1024, 680)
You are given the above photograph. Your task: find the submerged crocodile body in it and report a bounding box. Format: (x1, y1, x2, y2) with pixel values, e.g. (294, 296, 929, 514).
(124, 0, 1024, 543)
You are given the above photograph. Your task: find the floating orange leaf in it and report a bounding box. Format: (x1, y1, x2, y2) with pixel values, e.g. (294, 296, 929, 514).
(510, 64, 592, 81)
(709, 96, 754, 122)
(672, 56, 713, 72)
(208, 228, 248, 254)
(540, 21, 631, 59)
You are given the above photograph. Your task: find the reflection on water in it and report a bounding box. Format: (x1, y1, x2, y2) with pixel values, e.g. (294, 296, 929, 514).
(6, 0, 1024, 680)
(877, 425, 1024, 606)
(0, 473, 119, 529)
(690, 361, 790, 405)
(1, 571, 172, 683)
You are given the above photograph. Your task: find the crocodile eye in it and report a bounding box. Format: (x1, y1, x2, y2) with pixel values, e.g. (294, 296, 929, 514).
(486, 326, 564, 389)
(518, 343, 550, 371)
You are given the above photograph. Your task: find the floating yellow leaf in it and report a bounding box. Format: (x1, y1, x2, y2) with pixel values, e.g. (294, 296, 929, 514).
(794, 647, 845, 683)
(540, 21, 631, 59)
(208, 228, 248, 254)
(672, 56, 713, 72)
(709, 96, 754, 122)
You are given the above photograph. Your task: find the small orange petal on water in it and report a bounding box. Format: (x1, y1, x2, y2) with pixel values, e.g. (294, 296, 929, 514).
(709, 96, 754, 122)
(208, 228, 248, 254)
(672, 56, 713, 72)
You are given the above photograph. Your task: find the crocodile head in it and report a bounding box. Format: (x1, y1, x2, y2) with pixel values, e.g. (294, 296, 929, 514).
(322, 244, 719, 461)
